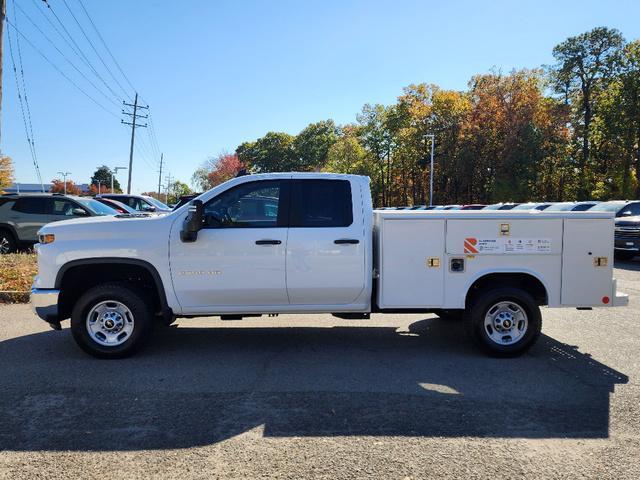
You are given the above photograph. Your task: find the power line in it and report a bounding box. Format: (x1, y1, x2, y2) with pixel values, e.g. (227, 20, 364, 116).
(11, 0, 39, 176)
(32, 0, 122, 103)
(6, 7, 43, 190)
(60, 0, 131, 100)
(75, 0, 136, 96)
(146, 111, 162, 157)
(5, 18, 120, 118)
(10, 6, 121, 109)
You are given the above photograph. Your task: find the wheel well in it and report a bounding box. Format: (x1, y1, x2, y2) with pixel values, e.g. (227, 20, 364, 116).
(57, 261, 168, 321)
(465, 273, 548, 307)
(0, 225, 17, 240)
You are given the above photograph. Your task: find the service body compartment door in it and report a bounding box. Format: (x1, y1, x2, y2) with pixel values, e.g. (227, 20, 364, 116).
(378, 218, 445, 308)
(561, 218, 614, 306)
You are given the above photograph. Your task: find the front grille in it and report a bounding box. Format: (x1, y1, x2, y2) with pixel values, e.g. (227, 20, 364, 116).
(615, 228, 640, 239)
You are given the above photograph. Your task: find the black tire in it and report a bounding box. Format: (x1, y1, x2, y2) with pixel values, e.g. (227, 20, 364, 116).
(71, 282, 154, 359)
(434, 309, 465, 321)
(614, 250, 636, 261)
(466, 286, 541, 357)
(0, 229, 17, 254)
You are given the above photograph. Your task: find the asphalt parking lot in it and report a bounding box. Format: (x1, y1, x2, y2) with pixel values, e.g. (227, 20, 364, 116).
(1, 262, 639, 479)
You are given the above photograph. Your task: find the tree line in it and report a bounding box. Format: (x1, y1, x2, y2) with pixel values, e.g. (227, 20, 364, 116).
(192, 27, 640, 207)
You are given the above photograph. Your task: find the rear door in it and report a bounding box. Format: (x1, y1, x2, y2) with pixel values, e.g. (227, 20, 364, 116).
(285, 178, 366, 305)
(10, 197, 50, 241)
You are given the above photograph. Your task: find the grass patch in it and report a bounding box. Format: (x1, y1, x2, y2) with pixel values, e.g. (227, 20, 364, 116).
(0, 252, 37, 303)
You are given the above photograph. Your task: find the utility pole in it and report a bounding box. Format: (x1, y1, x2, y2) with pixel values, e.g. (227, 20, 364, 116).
(57, 171, 71, 195)
(425, 134, 435, 206)
(157, 153, 163, 196)
(164, 173, 172, 204)
(0, 0, 5, 149)
(111, 166, 127, 193)
(121, 93, 148, 194)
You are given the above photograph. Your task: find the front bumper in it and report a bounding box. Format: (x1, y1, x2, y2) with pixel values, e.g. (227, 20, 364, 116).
(31, 287, 61, 328)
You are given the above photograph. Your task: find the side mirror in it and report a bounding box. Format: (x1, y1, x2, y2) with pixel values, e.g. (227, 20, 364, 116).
(142, 205, 156, 212)
(72, 208, 88, 216)
(181, 200, 203, 242)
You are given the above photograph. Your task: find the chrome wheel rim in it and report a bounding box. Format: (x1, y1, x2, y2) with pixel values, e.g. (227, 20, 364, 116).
(86, 300, 135, 347)
(0, 237, 10, 254)
(484, 301, 528, 346)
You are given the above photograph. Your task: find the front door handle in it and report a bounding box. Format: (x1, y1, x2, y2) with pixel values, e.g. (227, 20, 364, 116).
(334, 239, 360, 245)
(255, 239, 282, 245)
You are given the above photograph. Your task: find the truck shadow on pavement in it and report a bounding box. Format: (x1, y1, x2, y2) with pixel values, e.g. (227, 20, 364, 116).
(0, 316, 628, 451)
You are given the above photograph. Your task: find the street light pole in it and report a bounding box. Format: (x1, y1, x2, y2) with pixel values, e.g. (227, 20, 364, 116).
(425, 134, 435, 206)
(111, 166, 127, 193)
(57, 171, 71, 195)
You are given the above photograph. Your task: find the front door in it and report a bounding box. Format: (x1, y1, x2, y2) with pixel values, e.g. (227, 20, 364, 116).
(170, 179, 289, 310)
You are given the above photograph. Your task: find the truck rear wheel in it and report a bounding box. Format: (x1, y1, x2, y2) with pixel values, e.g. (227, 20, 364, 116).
(70, 283, 153, 359)
(466, 286, 541, 357)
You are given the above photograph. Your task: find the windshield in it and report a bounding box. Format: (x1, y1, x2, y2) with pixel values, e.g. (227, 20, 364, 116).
(544, 203, 575, 212)
(76, 198, 119, 216)
(483, 204, 504, 210)
(588, 201, 625, 213)
(145, 196, 169, 210)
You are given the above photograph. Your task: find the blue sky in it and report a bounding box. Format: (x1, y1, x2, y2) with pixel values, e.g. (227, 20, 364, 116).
(2, 0, 640, 194)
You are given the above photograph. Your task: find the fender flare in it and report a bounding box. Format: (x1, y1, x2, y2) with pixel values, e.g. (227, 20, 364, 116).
(55, 257, 170, 313)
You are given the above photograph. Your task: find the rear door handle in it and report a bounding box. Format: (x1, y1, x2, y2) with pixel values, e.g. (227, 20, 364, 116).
(334, 239, 360, 244)
(255, 239, 282, 245)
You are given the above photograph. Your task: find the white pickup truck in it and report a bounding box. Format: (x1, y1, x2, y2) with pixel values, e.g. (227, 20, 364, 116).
(31, 173, 628, 358)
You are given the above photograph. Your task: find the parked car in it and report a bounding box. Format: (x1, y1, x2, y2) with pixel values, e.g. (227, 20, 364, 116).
(482, 203, 520, 210)
(510, 202, 553, 211)
(544, 201, 601, 212)
(0, 193, 118, 254)
(588, 200, 640, 217)
(460, 204, 487, 210)
(94, 197, 139, 215)
(97, 194, 172, 213)
(588, 201, 640, 260)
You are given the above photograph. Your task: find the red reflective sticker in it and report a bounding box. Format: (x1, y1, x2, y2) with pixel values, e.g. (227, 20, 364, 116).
(602, 296, 610, 304)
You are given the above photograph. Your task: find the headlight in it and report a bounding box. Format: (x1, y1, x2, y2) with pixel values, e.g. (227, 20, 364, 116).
(38, 233, 55, 244)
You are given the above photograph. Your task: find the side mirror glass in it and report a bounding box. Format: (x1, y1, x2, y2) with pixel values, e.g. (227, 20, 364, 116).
(180, 200, 203, 242)
(72, 208, 88, 216)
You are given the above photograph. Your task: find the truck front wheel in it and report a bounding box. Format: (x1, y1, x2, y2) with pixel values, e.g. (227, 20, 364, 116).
(70, 283, 153, 359)
(466, 287, 541, 357)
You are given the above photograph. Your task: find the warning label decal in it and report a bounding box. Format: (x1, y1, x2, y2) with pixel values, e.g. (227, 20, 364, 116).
(463, 237, 552, 254)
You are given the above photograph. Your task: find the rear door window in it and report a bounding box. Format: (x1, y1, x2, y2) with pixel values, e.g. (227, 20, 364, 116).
(12, 197, 49, 215)
(290, 180, 353, 227)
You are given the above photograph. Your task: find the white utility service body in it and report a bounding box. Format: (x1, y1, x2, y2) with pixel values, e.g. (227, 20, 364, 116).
(30, 172, 628, 358)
